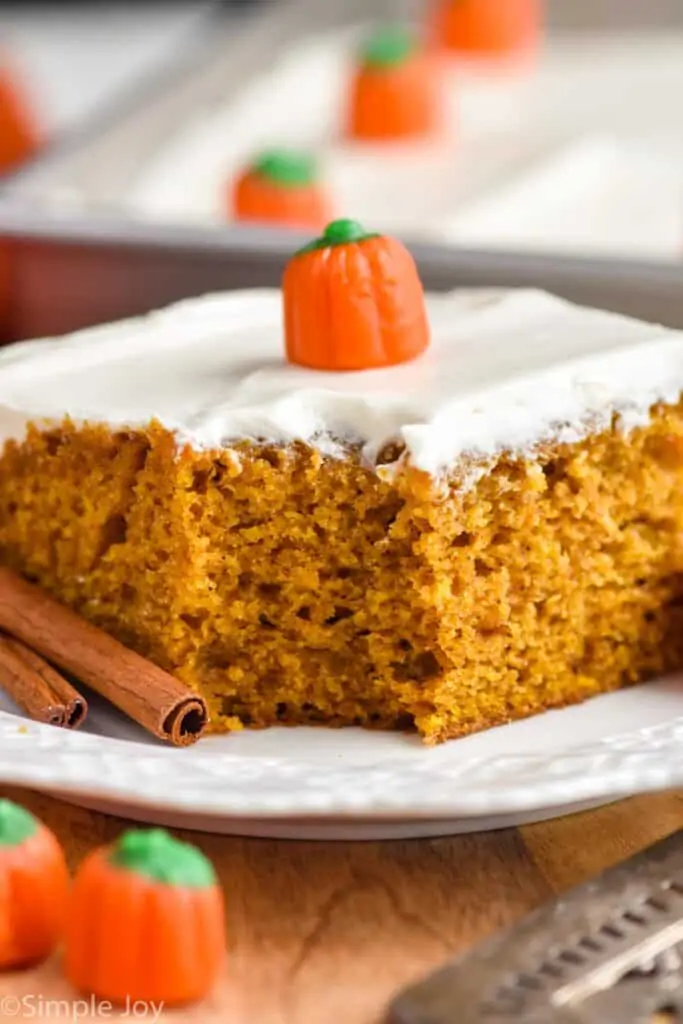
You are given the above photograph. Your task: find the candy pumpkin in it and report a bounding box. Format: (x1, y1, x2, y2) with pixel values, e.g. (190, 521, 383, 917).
(431, 0, 541, 57)
(347, 25, 440, 141)
(283, 218, 430, 372)
(0, 62, 41, 173)
(0, 799, 69, 969)
(232, 149, 331, 229)
(64, 828, 225, 1006)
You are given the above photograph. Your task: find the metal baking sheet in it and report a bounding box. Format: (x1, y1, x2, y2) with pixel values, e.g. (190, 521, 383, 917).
(0, 0, 365, 212)
(0, 0, 682, 343)
(1, 0, 682, 263)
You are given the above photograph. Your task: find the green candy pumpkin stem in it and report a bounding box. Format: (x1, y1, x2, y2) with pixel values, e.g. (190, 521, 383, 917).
(251, 149, 318, 189)
(109, 828, 216, 888)
(361, 24, 417, 69)
(0, 799, 37, 847)
(297, 218, 379, 255)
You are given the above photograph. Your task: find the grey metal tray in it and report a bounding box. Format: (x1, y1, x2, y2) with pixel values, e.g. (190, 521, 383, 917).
(389, 826, 683, 1023)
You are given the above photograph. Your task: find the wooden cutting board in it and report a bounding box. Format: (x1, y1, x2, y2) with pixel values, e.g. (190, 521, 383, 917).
(1, 786, 683, 1024)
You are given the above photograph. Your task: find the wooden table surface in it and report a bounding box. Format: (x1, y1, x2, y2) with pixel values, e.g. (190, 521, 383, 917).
(1, 787, 682, 1023)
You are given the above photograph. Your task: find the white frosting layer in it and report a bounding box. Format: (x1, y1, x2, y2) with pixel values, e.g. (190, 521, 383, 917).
(0, 288, 682, 480)
(125, 30, 683, 260)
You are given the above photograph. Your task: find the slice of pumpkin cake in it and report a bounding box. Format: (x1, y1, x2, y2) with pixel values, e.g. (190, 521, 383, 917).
(0, 220, 682, 743)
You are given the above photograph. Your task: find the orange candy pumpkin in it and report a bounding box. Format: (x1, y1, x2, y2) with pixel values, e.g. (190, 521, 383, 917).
(0, 63, 41, 173)
(348, 26, 441, 141)
(0, 799, 69, 969)
(232, 149, 332, 230)
(283, 218, 430, 372)
(431, 0, 542, 58)
(64, 828, 225, 1006)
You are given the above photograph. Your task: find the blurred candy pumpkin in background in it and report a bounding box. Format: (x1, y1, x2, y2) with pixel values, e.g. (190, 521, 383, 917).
(0, 59, 40, 174)
(431, 0, 542, 59)
(231, 149, 332, 230)
(0, 799, 69, 969)
(347, 25, 442, 142)
(0, 59, 41, 340)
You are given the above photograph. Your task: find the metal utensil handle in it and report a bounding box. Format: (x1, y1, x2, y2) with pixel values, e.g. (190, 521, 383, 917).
(390, 828, 683, 1023)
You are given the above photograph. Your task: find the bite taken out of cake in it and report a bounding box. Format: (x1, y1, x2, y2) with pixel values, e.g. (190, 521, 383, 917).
(1, 221, 683, 744)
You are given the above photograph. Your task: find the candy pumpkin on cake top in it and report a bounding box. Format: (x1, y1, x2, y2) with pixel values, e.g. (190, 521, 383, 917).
(0, 61, 40, 173)
(283, 218, 430, 371)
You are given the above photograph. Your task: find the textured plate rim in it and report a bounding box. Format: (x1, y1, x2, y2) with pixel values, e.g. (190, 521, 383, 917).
(1, 709, 682, 821)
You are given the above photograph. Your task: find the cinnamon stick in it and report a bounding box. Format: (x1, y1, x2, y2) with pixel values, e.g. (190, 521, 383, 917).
(0, 632, 87, 728)
(0, 568, 208, 746)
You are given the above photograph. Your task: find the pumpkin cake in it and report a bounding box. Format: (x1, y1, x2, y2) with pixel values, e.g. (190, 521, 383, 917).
(1, 263, 683, 741)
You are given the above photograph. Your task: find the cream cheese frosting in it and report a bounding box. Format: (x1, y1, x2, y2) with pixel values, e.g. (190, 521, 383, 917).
(0, 288, 682, 480)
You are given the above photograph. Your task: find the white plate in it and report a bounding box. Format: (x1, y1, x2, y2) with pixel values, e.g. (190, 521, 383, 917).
(2, 677, 683, 839)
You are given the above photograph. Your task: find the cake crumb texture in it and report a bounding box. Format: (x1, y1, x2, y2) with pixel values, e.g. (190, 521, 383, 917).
(1, 404, 683, 743)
